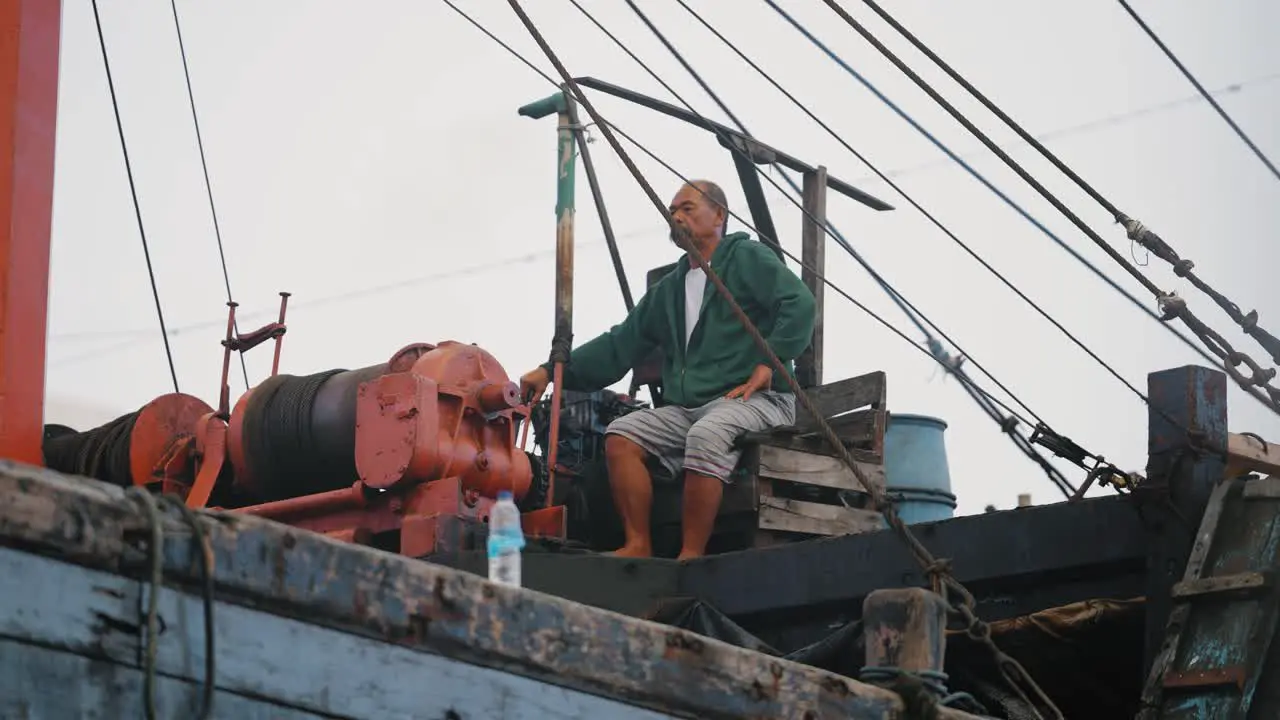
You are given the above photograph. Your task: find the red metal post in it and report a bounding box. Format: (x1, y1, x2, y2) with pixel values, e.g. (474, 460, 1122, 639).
(0, 0, 62, 464)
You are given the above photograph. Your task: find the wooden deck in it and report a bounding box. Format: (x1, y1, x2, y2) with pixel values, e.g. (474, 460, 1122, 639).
(0, 460, 981, 719)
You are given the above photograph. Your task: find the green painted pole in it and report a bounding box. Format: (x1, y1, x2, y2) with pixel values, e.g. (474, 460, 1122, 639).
(518, 89, 577, 508)
(518, 90, 577, 364)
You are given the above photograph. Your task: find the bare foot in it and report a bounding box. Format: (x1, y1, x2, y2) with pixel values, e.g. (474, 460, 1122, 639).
(610, 543, 653, 558)
(676, 549, 704, 561)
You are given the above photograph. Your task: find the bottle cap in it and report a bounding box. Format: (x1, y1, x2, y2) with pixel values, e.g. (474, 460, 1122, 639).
(497, 490, 513, 501)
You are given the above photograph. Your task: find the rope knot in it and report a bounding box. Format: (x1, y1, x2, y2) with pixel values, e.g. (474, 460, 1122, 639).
(1157, 293, 1186, 321)
(548, 333, 574, 365)
(1120, 217, 1149, 245)
(1172, 259, 1194, 277)
(924, 558, 952, 595)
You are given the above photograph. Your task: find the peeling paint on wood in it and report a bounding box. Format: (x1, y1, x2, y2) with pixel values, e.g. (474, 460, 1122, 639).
(0, 546, 675, 719)
(0, 461, 984, 719)
(0, 639, 334, 719)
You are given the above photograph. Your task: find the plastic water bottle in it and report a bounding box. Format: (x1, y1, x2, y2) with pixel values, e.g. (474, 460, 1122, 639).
(487, 491, 526, 588)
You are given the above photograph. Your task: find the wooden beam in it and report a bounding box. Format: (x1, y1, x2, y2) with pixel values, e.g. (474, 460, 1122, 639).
(1226, 432, 1280, 478)
(757, 444, 885, 495)
(681, 493, 1151, 621)
(743, 408, 885, 458)
(758, 496, 883, 537)
(0, 0, 61, 464)
(796, 166, 827, 389)
(793, 370, 886, 431)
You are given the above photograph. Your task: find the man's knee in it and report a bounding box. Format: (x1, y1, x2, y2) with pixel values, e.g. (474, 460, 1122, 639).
(605, 433, 646, 463)
(683, 421, 739, 481)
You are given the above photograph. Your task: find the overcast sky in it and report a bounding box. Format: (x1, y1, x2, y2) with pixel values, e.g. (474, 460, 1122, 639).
(44, 1, 1279, 515)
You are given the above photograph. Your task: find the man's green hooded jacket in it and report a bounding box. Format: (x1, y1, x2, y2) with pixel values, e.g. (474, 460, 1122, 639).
(548, 232, 816, 408)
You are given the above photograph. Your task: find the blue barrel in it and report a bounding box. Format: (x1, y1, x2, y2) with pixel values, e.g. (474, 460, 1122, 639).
(884, 414, 956, 524)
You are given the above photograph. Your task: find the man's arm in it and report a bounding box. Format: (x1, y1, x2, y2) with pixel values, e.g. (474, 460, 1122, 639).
(542, 288, 660, 392)
(742, 240, 817, 365)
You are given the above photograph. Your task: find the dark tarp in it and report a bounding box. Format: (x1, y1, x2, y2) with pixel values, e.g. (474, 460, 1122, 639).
(645, 596, 1145, 719)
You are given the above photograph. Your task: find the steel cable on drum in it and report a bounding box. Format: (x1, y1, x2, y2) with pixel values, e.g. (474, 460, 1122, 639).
(42, 411, 140, 487)
(240, 370, 346, 500)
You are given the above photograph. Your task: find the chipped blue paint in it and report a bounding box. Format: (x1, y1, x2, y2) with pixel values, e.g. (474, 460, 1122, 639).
(1144, 476, 1280, 718)
(0, 462, 921, 720)
(0, 545, 675, 719)
(0, 640, 332, 719)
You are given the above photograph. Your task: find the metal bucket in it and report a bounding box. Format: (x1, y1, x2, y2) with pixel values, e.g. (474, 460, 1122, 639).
(884, 414, 956, 524)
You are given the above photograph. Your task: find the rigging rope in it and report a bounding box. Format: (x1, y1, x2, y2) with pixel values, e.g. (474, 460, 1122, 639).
(169, 0, 251, 392)
(503, 2, 1065, 716)
(671, 0, 1162, 427)
(847, 70, 1280, 187)
(609, 0, 1074, 497)
(90, 0, 180, 393)
(128, 487, 216, 720)
(762, 0, 1221, 375)
(1116, 0, 1280, 184)
(826, 0, 1280, 416)
(572, 0, 1043, 429)
(437, 0, 1040, 433)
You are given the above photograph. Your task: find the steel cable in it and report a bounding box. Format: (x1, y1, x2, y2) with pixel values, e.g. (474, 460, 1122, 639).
(762, 0, 1221, 376)
(438, 0, 1042, 431)
(671, 0, 1162, 435)
(1116, 0, 1280, 184)
(503, 2, 1064, 716)
(567, 0, 1045, 428)
(169, 0, 251, 392)
(90, 0, 180, 393)
(617, 0, 1075, 496)
(825, 0, 1280, 416)
(592, 0, 1075, 496)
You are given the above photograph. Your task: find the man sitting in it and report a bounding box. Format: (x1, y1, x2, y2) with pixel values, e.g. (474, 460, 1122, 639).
(519, 180, 816, 559)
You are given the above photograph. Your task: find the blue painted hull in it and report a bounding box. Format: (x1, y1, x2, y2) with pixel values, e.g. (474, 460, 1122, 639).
(0, 460, 953, 720)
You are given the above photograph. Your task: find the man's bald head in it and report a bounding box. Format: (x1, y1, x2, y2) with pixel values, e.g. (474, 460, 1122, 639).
(668, 180, 729, 250)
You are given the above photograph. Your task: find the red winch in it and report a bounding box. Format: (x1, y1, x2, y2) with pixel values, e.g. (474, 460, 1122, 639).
(42, 298, 564, 557)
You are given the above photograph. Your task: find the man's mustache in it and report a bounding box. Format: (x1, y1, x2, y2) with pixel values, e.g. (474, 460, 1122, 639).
(669, 224, 692, 244)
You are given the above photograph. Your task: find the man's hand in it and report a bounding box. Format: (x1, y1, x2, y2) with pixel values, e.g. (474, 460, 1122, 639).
(725, 364, 773, 402)
(519, 366, 551, 404)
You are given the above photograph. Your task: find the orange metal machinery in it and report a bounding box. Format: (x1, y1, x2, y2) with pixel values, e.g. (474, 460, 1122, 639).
(41, 300, 565, 557)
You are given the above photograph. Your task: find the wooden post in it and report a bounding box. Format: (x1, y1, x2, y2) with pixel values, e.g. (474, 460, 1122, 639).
(1142, 365, 1227, 675)
(0, 0, 62, 464)
(796, 166, 827, 389)
(862, 587, 948, 672)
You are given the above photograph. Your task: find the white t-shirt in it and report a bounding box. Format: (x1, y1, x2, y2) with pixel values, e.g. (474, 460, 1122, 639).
(685, 266, 706, 349)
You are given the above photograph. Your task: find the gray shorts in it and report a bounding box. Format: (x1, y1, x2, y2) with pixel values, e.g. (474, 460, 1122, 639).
(604, 391, 797, 483)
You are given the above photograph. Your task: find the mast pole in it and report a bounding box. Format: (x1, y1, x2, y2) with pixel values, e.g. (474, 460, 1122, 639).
(0, 0, 62, 465)
(518, 88, 578, 507)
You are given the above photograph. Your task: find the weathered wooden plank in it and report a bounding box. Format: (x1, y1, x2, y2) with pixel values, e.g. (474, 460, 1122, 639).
(682, 493, 1148, 620)
(758, 496, 884, 537)
(0, 461, 933, 720)
(742, 409, 882, 454)
(794, 371, 886, 428)
(0, 545, 675, 720)
(1243, 475, 1280, 499)
(757, 444, 885, 494)
(1145, 476, 1280, 719)
(796, 166, 827, 389)
(1227, 433, 1280, 477)
(0, 639, 334, 719)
